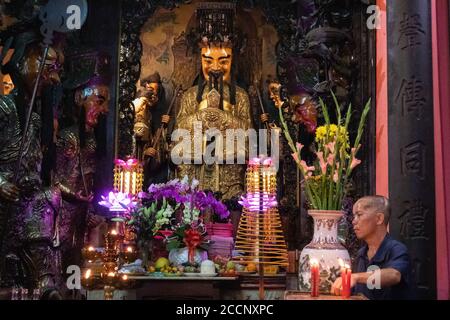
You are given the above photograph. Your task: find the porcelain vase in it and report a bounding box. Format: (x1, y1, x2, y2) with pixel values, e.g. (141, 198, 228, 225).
(298, 210, 351, 293)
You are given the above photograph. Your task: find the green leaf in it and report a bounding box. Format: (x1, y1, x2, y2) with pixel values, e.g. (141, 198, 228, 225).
(331, 90, 342, 125)
(166, 240, 181, 251)
(319, 97, 331, 126)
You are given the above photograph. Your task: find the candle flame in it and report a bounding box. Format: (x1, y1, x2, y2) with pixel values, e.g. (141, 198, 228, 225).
(126, 247, 133, 253)
(310, 258, 319, 266)
(88, 246, 95, 252)
(85, 269, 92, 279)
(111, 229, 118, 236)
(122, 274, 128, 281)
(338, 258, 345, 267)
(344, 264, 351, 270)
(108, 272, 115, 277)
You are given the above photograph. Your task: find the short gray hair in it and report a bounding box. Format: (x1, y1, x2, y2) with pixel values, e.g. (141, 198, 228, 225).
(356, 196, 391, 225)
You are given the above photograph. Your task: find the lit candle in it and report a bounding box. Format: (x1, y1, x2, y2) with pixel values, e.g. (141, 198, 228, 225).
(105, 271, 116, 285)
(132, 172, 137, 194)
(342, 264, 352, 299)
(125, 172, 131, 194)
(82, 269, 94, 289)
(310, 258, 320, 297)
(122, 274, 128, 281)
(83, 246, 97, 262)
(339, 259, 351, 298)
(126, 246, 133, 253)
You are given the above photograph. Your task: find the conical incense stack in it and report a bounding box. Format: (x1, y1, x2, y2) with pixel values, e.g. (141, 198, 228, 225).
(233, 157, 288, 269)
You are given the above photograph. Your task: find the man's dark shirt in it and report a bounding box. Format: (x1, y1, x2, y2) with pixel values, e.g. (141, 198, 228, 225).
(354, 233, 415, 300)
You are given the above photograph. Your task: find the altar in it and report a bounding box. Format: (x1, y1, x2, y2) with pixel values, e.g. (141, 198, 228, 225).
(85, 274, 291, 300)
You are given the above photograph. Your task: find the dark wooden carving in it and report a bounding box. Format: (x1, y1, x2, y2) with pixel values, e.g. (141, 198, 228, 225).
(387, 0, 436, 299)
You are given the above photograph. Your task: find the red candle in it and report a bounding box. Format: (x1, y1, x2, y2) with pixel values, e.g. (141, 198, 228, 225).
(310, 259, 320, 297)
(341, 264, 352, 299)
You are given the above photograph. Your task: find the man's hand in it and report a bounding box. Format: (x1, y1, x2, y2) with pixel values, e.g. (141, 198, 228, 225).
(331, 274, 358, 296)
(87, 214, 105, 229)
(0, 181, 20, 202)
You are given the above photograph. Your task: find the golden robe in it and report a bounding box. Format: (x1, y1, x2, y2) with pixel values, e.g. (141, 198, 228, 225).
(175, 84, 253, 199)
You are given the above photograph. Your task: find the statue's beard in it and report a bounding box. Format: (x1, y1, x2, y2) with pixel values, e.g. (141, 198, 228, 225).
(197, 68, 235, 107)
(208, 71, 224, 110)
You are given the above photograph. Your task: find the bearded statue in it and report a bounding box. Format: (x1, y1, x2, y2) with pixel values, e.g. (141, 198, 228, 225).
(174, 3, 253, 199)
(0, 32, 64, 299)
(55, 52, 111, 291)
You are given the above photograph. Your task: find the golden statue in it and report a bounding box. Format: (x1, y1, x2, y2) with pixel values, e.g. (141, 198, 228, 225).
(175, 45, 253, 199)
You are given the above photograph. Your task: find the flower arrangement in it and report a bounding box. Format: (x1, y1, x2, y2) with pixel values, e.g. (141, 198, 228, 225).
(278, 92, 371, 211)
(126, 176, 230, 254)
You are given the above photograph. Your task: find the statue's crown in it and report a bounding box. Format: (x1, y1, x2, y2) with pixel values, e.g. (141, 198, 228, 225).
(194, 2, 239, 49)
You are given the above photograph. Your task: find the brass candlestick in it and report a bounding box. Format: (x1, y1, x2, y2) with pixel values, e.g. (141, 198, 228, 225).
(82, 228, 132, 300)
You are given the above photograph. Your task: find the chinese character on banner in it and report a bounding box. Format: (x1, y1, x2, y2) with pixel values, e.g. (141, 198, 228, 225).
(398, 200, 429, 240)
(396, 77, 426, 120)
(397, 13, 426, 49)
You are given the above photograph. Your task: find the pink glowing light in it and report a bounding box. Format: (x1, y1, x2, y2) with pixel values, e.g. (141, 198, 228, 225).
(239, 194, 277, 211)
(98, 191, 137, 212)
(248, 157, 273, 166)
(114, 158, 140, 169)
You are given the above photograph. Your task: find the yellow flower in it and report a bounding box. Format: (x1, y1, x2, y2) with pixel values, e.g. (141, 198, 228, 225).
(315, 124, 349, 148)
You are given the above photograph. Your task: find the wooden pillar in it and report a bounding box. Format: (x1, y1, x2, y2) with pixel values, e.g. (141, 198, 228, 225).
(387, 0, 436, 299)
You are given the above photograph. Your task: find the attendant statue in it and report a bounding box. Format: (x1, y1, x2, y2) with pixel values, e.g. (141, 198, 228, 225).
(133, 72, 173, 186)
(2, 74, 14, 95)
(268, 79, 318, 133)
(175, 41, 253, 199)
(55, 65, 110, 280)
(0, 32, 64, 299)
(132, 72, 164, 161)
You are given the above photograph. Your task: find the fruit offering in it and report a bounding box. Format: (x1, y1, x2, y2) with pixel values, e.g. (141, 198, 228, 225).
(154, 257, 170, 271)
(213, 257, 238, 276)
(161, 265, 183, 277)
(147, 257, 183, 276)
(183, 263, 200, 274)
(245, 262, 257, 273)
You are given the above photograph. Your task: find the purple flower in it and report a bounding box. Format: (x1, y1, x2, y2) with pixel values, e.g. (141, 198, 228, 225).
(137, 177, 230, 221)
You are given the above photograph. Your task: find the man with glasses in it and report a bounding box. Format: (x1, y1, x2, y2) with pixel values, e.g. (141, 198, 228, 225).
(331, 196, 415, 300)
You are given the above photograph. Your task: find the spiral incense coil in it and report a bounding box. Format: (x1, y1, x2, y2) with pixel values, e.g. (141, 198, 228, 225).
(233, 157, 288, 267)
